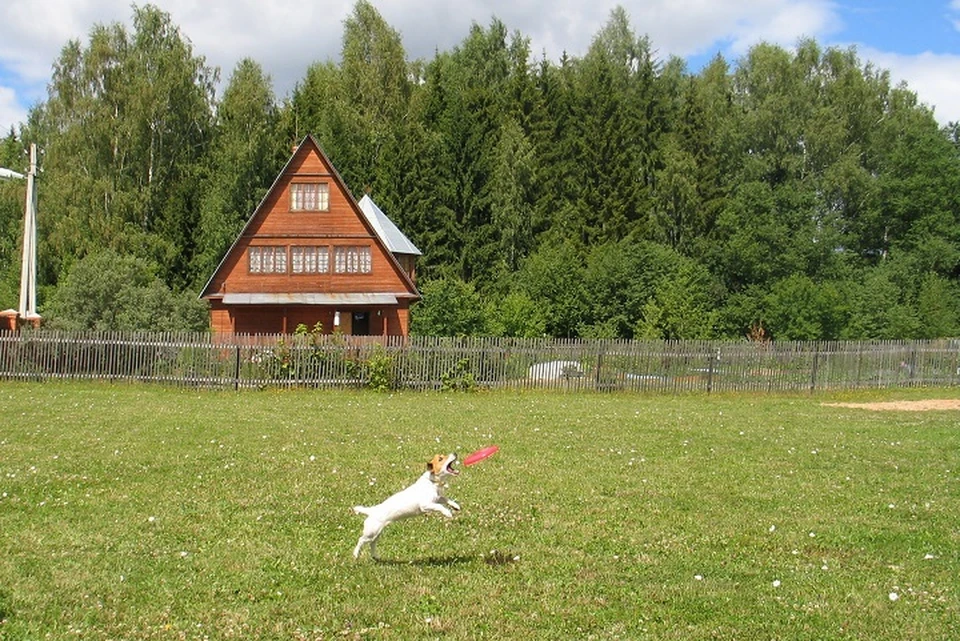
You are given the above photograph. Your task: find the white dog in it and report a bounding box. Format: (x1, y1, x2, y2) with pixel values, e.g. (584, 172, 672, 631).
(352, 453, 461, 559)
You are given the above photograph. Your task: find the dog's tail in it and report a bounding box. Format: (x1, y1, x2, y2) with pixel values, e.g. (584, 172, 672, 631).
(353, 505, 371, 516)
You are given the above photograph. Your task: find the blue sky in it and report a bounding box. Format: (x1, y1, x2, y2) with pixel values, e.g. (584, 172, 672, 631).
(1, 0, 959, 139)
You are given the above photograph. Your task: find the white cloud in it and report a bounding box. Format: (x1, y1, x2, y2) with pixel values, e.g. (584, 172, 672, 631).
(861, 47, 960, 125)
(0, 85, 27, 135)
(0, 0, 957, 131)
(724, 0, 841, 56)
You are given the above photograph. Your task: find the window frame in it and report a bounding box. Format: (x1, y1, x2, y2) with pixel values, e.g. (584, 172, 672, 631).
(248, 245, 288, 274)
(290, 182, 330, 212)
(334, 245, 372, 274)
(291, 245, 330, 274)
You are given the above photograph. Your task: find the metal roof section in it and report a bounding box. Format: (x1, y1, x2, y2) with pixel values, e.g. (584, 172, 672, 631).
(222, 293, 401, 305)
(357, 195, 422, 256)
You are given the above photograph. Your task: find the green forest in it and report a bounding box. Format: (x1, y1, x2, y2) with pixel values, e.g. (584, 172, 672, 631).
(1, 2, 959, 339)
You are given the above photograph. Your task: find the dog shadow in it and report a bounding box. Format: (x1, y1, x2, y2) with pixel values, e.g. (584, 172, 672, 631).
(375, 554, 474, 567)
(374, 550, 519, 567)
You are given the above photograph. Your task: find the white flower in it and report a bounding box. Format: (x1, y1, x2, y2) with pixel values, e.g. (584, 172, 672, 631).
(772, 580, 781, 588)
(769, 525, 776, 532)
(889, 592, 899, 601)
(694, 575, 703, 581)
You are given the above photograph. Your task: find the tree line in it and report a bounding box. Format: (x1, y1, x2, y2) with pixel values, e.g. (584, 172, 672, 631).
(1, 2, 959, 339)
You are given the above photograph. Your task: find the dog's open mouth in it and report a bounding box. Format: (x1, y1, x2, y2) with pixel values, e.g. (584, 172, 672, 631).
(447, 458, 460, 475)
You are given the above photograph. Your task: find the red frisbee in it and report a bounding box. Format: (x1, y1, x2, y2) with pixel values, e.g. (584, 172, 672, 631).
(463, 445, 499, 466)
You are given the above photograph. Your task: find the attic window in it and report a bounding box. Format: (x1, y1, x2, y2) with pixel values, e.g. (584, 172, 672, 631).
(334, 246, 372, 274)
(290, 183, 329, 211)
(249, 246, 288, 273)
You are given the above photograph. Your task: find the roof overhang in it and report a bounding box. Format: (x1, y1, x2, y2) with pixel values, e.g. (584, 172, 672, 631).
(221, 293, 400, 306)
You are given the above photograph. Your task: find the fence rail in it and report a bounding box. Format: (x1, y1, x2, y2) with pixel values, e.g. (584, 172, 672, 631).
(1, 330, 958, 393)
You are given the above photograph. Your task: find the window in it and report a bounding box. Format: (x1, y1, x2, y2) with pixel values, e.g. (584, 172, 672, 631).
(291, 246, 330, 274)
(248, 246, 287, 273)
(334, 246, 372, 274)
(290, 183, 329, 211)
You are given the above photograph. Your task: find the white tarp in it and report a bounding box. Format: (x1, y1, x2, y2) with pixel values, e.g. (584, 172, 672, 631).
(0, 167, 25, 181)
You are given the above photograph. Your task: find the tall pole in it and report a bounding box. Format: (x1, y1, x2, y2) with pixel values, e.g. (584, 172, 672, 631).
(18, 143, 38, 320)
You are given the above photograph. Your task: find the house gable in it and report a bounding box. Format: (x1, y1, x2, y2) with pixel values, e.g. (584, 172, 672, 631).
(200, 135, 420, 335)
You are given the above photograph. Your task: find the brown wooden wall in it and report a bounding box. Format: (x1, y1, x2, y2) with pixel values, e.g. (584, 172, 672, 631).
(204, 143, 415, 299)
(203, 137, 418, 337)
(209, 301, 411, 336)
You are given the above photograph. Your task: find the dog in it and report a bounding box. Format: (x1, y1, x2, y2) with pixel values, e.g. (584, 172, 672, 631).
(352, 453, 461, 559)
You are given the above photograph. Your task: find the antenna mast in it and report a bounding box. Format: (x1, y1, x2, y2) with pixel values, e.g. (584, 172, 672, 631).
(17, 144, 39, 324)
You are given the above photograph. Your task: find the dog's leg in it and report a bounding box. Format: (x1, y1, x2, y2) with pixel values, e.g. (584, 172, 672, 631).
(422, 503, 454, 518)
(354, 530, 381, 559)
(441, 497, 461, 511)
(354, 515, 383, 559)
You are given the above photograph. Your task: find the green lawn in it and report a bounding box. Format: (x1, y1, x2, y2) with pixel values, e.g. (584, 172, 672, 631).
(1, 382, 958, 639)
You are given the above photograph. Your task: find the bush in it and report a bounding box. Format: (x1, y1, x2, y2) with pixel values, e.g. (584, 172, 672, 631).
(44, 249, 209, 332)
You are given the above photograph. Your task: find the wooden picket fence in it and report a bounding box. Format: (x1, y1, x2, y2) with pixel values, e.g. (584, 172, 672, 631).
(0, 330, 958, 393)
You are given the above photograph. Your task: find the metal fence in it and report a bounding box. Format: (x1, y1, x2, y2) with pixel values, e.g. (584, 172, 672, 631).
(0, 330, 958, 393)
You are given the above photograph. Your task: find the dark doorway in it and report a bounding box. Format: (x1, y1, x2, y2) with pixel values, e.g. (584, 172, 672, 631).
(352, 311, 369, 336)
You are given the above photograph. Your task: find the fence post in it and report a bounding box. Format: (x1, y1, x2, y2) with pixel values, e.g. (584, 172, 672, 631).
(595, 343, 604, 391)
(706, 347, 716, 394)
(909, 346, 918, 386)
(234, 345, 241, 391)
(810, 346, 820, 393)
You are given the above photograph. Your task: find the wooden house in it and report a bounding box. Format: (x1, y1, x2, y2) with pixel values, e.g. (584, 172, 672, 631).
(200, 135, 421, 336)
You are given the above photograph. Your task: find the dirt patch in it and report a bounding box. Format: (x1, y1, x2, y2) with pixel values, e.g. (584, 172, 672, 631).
(822, 399, 960, 411)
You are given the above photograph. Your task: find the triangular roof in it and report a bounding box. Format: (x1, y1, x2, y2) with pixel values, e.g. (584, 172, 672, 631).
(200, 134, 419, 300)
(357, 195, 422, 256)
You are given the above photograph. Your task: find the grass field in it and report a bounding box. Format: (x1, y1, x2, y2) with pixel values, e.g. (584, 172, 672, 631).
(1, 382, 958, 640)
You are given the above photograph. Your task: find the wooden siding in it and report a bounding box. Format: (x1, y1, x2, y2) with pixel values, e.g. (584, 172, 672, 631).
(201, 135, 419, 336)
(208, 301, 410, 336)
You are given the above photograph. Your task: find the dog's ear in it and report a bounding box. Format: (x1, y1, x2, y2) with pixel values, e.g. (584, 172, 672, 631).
(427, 454, 444, 475)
